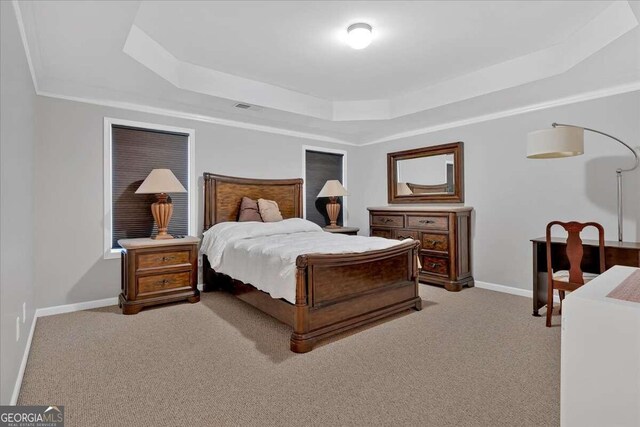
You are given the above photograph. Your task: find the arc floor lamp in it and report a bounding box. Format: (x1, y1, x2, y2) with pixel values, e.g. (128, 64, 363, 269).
(527, 123, 639, 242)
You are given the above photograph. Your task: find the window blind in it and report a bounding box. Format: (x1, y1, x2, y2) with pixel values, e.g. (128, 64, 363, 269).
(305, 150, 344, 227)
(111, 125, 188, 248)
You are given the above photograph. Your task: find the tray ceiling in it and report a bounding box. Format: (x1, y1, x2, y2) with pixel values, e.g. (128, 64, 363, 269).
(15, 0, 640, 144)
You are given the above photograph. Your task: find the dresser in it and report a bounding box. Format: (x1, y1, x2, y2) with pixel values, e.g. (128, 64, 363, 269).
(368, 207, 473, 291)
(118, 237, 200, 314)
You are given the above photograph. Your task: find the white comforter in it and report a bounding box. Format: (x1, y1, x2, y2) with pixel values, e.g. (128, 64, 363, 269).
(200, 218, 405, 304)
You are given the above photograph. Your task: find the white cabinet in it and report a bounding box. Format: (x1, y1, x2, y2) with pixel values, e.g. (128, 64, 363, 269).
(561, 266, 640, 427)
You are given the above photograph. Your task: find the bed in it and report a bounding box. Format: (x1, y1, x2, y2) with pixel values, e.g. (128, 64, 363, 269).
(201, 173, 422, 353)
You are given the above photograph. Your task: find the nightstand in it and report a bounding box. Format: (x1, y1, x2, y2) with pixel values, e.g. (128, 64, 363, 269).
(322, 226, 360, 236)
(118, 236, 200, 314)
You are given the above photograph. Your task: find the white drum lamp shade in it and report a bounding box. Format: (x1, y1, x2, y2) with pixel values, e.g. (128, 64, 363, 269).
(527, 127, 584, 159)
(135, 169, 186, 239)
(317, 180, 348, 228)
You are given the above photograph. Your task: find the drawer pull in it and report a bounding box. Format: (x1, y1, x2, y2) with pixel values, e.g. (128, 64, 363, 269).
(397, 235, 412, 240)
(429, 263, 438, 268)
(426, 239, 437, 245)
(161, 256, 174, 262)
(158, 278, 171, 286)
(383, 218, 394, 223)
(419, 219, 436, 224)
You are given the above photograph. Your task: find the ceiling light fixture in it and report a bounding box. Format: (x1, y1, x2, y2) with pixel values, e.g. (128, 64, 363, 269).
(346, 23, 373, 50)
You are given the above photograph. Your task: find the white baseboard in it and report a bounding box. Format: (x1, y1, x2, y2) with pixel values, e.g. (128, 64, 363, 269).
(35, 297, 118, 318)
(475, 280, 560, 303)
(10, 314, 37, 405)
(474, 281, 532, 298)
(10, 296, 119, 404)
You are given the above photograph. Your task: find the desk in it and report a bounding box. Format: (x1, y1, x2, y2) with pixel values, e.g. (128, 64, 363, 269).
(561, 266, 640, 427)
(531, 237, 640, 316)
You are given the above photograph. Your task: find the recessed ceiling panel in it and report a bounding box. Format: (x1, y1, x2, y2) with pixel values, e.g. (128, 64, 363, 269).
(133, 1, 611, 101)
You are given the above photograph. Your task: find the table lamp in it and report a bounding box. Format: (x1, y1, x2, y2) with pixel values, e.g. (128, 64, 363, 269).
(527, 123, 639, 242)
(135, 169, 187, 239)
(317, 180, 348, 228)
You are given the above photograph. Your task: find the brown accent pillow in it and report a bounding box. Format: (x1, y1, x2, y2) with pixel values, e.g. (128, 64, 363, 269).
(238, 197, 262, 222)
(258, 198, 283, 222)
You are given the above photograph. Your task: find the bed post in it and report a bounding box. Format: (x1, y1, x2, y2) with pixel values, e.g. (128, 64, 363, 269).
(290, 255, 312, 353)
(203, 173, 214, 231)
(412, 243, 423, 310)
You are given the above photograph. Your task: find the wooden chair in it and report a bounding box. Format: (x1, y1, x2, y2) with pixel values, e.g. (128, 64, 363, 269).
(545, 221, 605, 327)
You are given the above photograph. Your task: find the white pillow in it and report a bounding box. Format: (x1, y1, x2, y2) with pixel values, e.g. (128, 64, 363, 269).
(257, 198, 283, 222)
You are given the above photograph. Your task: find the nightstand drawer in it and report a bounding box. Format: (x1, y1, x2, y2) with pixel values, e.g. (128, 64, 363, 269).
(138, 250, 191, 270)
(137, 271, 191, 295)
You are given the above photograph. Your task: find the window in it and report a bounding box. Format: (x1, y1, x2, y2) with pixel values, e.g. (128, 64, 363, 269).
(104, 118, 195, 259)
(303, 146, 347, 227)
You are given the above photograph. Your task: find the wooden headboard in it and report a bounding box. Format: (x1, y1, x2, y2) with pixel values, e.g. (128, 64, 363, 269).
(203, 173, 303, 230)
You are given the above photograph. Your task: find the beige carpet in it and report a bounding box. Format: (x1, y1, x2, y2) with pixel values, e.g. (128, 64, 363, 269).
(18, 285, 560, 426)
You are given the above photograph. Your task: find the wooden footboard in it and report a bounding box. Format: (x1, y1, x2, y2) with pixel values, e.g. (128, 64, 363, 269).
(203, 240, 422, 353)
(291, 240, 421, 352)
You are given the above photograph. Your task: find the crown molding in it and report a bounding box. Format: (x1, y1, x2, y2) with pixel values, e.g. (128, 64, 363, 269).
(361, 82, 640, 146)
(35, 83, 639, 149)
(36, 90, 357, 146)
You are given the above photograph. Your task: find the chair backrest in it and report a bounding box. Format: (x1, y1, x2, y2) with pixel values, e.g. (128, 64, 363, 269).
(546, 221, 605, 285)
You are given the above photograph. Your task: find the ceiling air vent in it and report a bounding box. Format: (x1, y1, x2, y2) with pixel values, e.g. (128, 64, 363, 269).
(234, 103, 252, 109)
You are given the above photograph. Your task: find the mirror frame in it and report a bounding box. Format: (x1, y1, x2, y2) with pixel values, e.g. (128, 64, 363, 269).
(387, 141, 464, 204)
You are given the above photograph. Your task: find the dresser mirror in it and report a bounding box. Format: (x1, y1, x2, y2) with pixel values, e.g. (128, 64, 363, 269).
(387, 142, 464, 203)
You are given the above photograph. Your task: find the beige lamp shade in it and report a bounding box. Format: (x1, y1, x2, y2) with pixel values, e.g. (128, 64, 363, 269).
(135, 169, 187, 194)
(317, 180, 348, 198)
(397, 182, 413, 196)
(527, 126, 584, 159)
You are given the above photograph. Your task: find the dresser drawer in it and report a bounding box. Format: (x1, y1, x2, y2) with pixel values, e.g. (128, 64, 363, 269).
(138, 250, 191, 270)
(421, 255, 449, 276)
(137, 271, 191, 295)
(407, 215, 448, 231)
(370, 228, 393, 239)
(421, 233, 449, 252)
(393, 229, 419, 241)
(371, 214, 404, 228)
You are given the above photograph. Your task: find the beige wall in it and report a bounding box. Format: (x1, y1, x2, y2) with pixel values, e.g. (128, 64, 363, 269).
(0, 2, 37, 404)
(349, 91, 640, 290)
(34, 96, 356, 308)
(33, 91, 640, 312)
